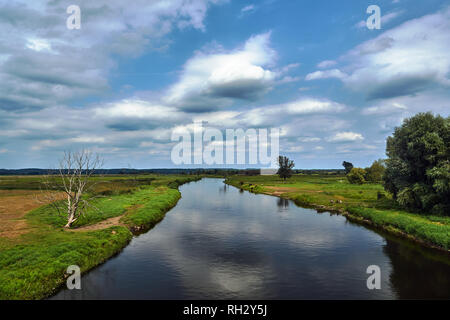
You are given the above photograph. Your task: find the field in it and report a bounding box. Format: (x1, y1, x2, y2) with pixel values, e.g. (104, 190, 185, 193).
(225, 174, 450, 251)
(0, 174, 200, 299)
(1, 173, 448, 300)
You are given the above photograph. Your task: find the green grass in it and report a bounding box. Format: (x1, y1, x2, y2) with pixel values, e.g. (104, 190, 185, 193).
(0, 226, 132, 300)
(0, 174, 200, 299)
(225, 174, 450, 250)
(347, 207, 450, 250)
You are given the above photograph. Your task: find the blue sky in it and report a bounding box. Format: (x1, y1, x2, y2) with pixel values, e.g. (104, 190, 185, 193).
(0, 0, 449, 169)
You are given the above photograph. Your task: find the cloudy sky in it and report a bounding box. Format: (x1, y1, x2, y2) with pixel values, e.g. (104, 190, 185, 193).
(0, 0, 449, 169)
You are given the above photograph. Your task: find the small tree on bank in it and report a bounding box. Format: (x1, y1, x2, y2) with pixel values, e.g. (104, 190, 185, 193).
(40, 150, 104, 228)
(277, 156, 295, 181)
(342, 161, 354, 174)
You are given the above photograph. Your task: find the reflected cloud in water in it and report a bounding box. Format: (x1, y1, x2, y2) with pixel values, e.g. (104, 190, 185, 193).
(52, 179, 450, 300)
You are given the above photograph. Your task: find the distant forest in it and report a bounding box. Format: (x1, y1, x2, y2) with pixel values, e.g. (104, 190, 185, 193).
(0, 168, 345, 176)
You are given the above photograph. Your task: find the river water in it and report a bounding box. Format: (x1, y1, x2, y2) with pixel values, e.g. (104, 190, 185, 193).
(52, 178, 450, 299)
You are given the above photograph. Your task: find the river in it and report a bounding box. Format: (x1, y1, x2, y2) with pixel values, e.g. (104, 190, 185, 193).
(52, 178, 450, 299)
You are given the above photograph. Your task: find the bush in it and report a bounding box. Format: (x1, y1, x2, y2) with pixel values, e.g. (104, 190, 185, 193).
(365, 159, 385, 183)
(347, 168, 366, 185)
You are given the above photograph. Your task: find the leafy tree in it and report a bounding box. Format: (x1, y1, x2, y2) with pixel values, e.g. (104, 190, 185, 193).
(383, 112, 450, 215)
(347, 168, 366, 185)
(365, 159, 386, 182)
(342, 161, 354, 174)
(277, 156, 295, 181)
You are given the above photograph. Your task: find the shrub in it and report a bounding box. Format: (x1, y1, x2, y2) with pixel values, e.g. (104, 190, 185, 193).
(365, 159, 386, 183)
(347, 168, 366, 185)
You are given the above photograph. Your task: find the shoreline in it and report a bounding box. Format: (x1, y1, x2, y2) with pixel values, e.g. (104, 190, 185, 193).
(0, 176, 201, 300)
(46, 177, 201, 300)
(224, 179, 450, 254)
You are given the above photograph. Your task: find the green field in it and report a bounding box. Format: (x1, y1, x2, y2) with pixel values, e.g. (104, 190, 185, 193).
(0, 174, 200, 299)
(225, 174, 450, 251)
(1, 173, 448, 300)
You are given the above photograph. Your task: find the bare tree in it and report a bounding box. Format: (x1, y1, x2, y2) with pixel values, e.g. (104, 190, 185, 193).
(40, 150, 104, 228)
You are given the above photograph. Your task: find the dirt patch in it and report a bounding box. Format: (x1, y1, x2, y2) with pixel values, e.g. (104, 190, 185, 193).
(0, 190, 63, 239)
(264, 186, 300, 196)
(69, 215, 125, 232)
(70, 204, 143, 232)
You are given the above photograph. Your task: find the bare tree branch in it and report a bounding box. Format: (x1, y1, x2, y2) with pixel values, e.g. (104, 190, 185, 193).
(39, 150, 104, 228)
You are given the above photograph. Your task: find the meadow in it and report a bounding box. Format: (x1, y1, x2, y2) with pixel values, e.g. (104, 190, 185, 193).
(225, 174, 450, 251)
(1, 173, 448, 300)
(0, 174, 200, 299)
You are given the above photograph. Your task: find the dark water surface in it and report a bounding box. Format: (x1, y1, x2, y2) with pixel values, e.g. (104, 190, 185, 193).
(52, 178, 450, 300)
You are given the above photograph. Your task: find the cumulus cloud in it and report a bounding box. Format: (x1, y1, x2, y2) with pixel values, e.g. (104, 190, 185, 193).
(233, 98, 349, 128)
(164, 32, 277, 112)
(308, 7, 450, 100)
(95, 99, 187, 131)
(305, 69, 347, 81)
(0, 0, 223, 111)
(355, 10, 404, 29)
(361, 102, 407, 115)
(317, 60, 336, 69)
(327, 132, 364, 143)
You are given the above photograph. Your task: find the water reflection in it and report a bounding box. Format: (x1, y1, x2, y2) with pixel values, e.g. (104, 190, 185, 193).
(52, 178, 450, 300)
(277, 198, 289, 211)
(382, 236, 450, 299)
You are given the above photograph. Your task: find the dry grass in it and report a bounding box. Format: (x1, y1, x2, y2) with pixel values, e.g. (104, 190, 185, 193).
(0, 190, 63, 239)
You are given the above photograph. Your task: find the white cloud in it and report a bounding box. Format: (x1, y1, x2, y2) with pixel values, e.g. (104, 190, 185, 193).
(164, 32, 276, 112)
(327, 132, 364, 142)
(361, 102, 407, 115)
(305, 69, 347, 81)
(299, 137, 321, 142)
(26, 38, 53, 52)
(317, 60, 336, 69)
(284, 98, 347, 114)
(241, 5, 255, 13)
(355, 10, 403, 29)
(336, 7, 450, 99)
(0, 0, 223, 111)
(381, 10, 404, 25)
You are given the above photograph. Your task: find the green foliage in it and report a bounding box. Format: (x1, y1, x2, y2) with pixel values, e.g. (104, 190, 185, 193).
(365, 159, 386, 182)
(277, 155, 295, 181)
(383, 112, 450, 215)
(342, 161, 354, 174)
(347, 168, 366, 185)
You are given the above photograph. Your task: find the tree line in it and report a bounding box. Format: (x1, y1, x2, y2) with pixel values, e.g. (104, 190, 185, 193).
(343, 112, 449, 215)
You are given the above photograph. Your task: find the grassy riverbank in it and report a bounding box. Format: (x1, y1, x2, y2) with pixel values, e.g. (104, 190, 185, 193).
(0, 174, 200, 300)
(225, 175, 450, 251)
